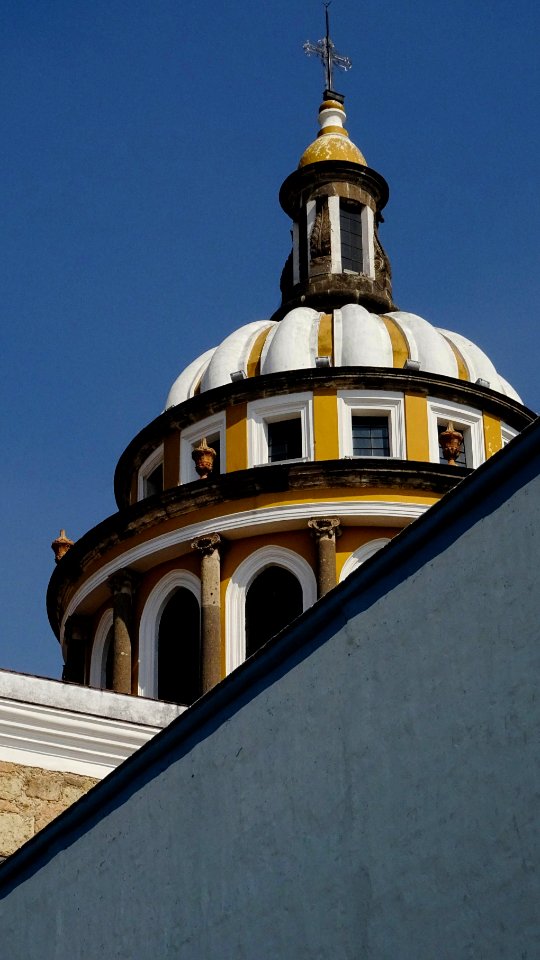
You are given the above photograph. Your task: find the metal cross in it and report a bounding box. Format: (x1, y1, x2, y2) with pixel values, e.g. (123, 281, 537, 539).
(303, 3, 352, 92)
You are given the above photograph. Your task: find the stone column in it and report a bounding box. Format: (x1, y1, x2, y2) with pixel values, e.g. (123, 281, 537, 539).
(308, 517, 342, 598)
(108, 569, 138, 695)
(63, 615, 90, 684)
(191, 533, 222, 695)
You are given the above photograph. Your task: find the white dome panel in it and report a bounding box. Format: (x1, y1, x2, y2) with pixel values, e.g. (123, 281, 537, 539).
(165, 303, 523, 409)
(439, 328, 514, 398)
(201, 321, 274, 392)
(261, 307, 320, 374)
(389, 312, 458, 377)
(165, 349, 215, 409)
(498, 376, 522, 404)
(337, 304, 393, 367)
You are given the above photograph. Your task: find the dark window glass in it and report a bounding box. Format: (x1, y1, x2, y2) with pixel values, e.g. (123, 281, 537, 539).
(145, 462, 163, 498)
(158, 588, 201, 705)
(438, 424, 467, 467)
(352, 416, 390, 457)
(245, 566, 303, 658)
(340, 201, 363, 273)
(267, 418, 302, 462)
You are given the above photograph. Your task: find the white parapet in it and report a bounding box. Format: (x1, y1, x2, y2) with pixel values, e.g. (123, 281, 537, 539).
(0, 670, 185, 779)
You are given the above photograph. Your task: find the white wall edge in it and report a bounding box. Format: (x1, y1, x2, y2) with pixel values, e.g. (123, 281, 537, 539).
(0, 693, 184, 779)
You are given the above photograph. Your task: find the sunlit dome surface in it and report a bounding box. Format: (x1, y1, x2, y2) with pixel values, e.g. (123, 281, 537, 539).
(165, 304, 521, 409)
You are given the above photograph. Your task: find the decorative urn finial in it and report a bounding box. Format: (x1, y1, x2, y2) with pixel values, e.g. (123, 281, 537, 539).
(191, 437, 217, 479)
(51, 529, 74, 563)
(439, 422, 464, 466)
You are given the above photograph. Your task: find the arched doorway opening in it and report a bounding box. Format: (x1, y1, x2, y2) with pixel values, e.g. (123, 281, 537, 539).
(245, 566, 303, 658)
(157, 588, 201, 705)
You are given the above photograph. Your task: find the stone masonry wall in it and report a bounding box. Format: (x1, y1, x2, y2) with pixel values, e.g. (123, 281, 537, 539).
(0, 761, 98, 858)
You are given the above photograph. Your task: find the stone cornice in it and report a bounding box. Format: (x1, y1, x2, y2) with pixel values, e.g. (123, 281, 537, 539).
(278, 160, 390, 219)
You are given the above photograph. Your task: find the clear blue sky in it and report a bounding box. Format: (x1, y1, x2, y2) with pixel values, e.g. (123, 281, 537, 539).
(2, 0, 539, 678)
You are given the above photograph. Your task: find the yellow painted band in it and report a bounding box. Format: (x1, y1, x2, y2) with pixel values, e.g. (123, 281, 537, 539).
(319, 100, 346, 112)
(483, 412, 502, 459)
(246, 325, 273, 379)
(317, 126, 348, 138)
(442, 336, 470, 381)
(381, 315, 409, 367)
(317, 313, 333, 363)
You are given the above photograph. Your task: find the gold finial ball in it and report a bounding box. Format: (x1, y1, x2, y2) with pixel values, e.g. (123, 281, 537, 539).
(51, 529, 74, 564)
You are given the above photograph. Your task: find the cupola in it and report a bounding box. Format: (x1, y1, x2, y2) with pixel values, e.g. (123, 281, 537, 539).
(277, 88, 394, 319)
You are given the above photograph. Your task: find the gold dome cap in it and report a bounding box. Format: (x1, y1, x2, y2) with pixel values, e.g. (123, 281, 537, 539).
(299, 98, 367, 168)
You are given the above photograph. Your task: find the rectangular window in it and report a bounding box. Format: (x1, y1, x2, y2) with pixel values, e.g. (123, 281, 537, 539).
(267, 418, 302, 462)
(340, 200, 363, 273)
(437, 423, 467, 467)
(247, 393, 313, 467)
(352, 416, 390, 457)
(337, 391, 405, 460)
(137, 444, 165, 502)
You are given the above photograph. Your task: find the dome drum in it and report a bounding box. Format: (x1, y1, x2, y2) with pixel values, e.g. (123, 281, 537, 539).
(113, 365, 534, 511)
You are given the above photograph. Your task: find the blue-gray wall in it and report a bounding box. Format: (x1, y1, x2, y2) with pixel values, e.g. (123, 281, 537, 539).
(1, 428, 539, 959)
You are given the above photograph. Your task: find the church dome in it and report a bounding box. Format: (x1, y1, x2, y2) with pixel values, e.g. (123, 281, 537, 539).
(165, 305, 522, 408)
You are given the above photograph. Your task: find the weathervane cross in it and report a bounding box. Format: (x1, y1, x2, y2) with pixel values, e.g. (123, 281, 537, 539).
(303, 3, 352, 92)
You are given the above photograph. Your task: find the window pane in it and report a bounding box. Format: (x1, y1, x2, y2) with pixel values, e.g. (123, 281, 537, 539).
(340, 201, 363, 273)
(351, 416, 390, 457)
(267, 418, 302, 462)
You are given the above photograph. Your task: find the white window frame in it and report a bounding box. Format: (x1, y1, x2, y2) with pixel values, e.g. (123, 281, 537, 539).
(89, 609, 113, 689)
(501, 422, 518, 447)
(138, 569, 201, 698)
(137, 444, 164, 501)
(225, 545, 317, 674)
(337, 390, 406, 460)
(427, 398, 485, 468)
(247, 392, 314, 467)
(180, 413, 226, 484)
(339, 538, 391, 582)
